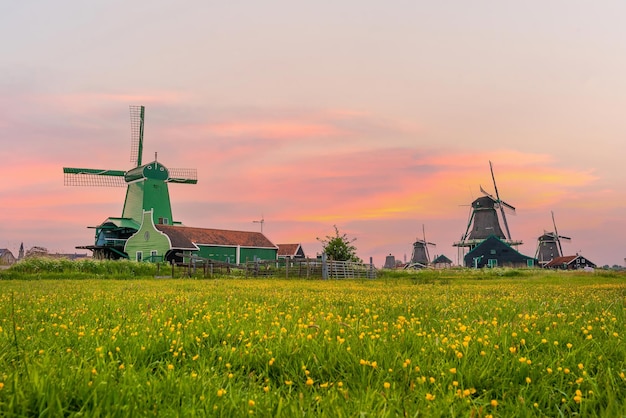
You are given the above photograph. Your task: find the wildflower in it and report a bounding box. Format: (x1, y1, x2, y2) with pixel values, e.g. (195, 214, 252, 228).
(383, 382, 391, 389)
(192, 354, 199, 361)
(526, 377, 532, 384)
(449, 368, 457, 374)
(217, 389, 226, 397)
(0, 383, 4, 390)
(578, 363, 584, 370)
(269, 358, 275, 366)
(248, 400, 255, 407)
(167, 364, 174, 371)
(490, 399, 498, 407)
(263, 386, 270, 393)
(285, 380, 293, 385)
(426, 393, 435, 401)
(306, 378, 314, 386)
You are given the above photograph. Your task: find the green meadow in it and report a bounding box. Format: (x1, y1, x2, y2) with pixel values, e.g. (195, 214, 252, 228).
(1, 263, 625, 417)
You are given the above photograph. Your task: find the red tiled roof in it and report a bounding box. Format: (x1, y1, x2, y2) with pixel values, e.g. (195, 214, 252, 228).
(277, 243, 301, 257)
(544, 255, 577, 267)
(156, 225, 277, 249)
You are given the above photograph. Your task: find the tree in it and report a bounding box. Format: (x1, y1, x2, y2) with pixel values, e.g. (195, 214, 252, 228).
(317, 225, 361, 262)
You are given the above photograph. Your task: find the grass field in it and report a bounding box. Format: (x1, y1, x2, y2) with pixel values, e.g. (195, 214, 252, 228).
(1, 267, 625, 417)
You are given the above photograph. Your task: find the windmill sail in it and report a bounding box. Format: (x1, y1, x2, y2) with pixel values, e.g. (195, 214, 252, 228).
(129, 105, 145, 167)
(63, 168, 126, 187)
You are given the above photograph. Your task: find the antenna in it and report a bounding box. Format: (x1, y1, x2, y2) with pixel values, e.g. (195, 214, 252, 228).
(253, 215, 265, 233)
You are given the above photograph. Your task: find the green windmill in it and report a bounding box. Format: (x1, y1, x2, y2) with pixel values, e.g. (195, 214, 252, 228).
(63, 106, 198, 259)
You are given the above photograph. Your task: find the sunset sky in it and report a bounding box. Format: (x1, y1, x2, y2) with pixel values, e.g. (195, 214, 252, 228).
(1, 1, 625, 267)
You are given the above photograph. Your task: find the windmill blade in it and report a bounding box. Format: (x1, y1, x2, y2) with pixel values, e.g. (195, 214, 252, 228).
(551, 210, 564, 255)
(422, 224, 432, 262)
(129, 105, 145, 167)
(479, 185, 495, 200)
(167, 168, 198, 184)
(462, 206, 475, 242)
(499, 200, 516, 214)
(558, 235, 572, 241)
(63, 167, 126, 187)
(489, 161, 512, 240)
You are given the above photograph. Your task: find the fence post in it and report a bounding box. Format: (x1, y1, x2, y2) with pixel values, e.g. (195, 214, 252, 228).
(369, 257, 374, 279)
(322, 253, 328, 280)
(285, 258, 289, 279)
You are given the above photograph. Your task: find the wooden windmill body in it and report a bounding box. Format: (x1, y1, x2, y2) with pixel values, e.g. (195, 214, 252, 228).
(454, 162, 522, 264)
(535, 211, 571, 267)
(63, 106, 198, 259)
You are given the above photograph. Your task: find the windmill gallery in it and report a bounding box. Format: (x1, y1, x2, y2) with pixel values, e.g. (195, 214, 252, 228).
(58, 106, 596, 270)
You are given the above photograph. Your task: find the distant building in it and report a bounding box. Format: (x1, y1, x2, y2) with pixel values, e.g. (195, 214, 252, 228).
(431, 254, 453, 269)
(544, 255, 597, 270)
(0, 249, 17, 265)
(277, 244, 306, 260)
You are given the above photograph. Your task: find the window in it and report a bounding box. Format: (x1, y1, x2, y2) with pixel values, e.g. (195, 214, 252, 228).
(488, 259, 498, 268)
(527, 259, 534, 267)
(158, 217, 170, 225)
(490, 249, 496, 255)
(151, 250, 157, 261)
(136, 251, 143, 262)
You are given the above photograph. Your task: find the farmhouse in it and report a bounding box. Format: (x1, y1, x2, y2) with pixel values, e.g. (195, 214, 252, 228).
(277, 243, 306, 260)
(464, 235, 537, 268)
(431, 254, 453, 269)
(0, 249, 16, 265)
(124, 210, 278, 263)
(544, 254, 596, 270)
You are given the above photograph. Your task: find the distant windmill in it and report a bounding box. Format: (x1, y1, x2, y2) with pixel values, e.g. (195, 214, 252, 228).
(535, 211, 571, 266)
(454, 161, 522, 251)
(63, 105, 198, 259)
(406, 224, 436, 269)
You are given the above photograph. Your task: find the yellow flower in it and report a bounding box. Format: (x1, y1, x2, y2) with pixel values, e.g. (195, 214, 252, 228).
(383, 382, 391, 389)
(449, 368, 457, 374)
(248, 400, 255, 407)
(167, 364, 174, 371)
(217, 389, 226, 397)
(490, 399, 498, 407)
(306, 378, 314, 386)
(526, 377, 532, 384)
(425, 393, 435, 401)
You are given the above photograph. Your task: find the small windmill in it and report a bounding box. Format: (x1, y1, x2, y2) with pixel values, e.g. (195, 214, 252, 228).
(535, 211, 571, 266)
(406, 224, 436, 269)
(455, 161, 522, 250)
(63, 106, 198, 259)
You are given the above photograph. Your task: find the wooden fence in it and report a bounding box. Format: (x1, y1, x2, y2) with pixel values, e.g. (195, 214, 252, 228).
(244, 258, 377, 279)
(156, 256, 377, 279)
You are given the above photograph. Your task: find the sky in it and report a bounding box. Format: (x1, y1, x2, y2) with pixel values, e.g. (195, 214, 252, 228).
(1, 1, 625, 267)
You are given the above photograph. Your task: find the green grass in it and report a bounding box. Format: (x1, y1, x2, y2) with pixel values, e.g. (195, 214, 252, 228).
(0, 268, 625, 416)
